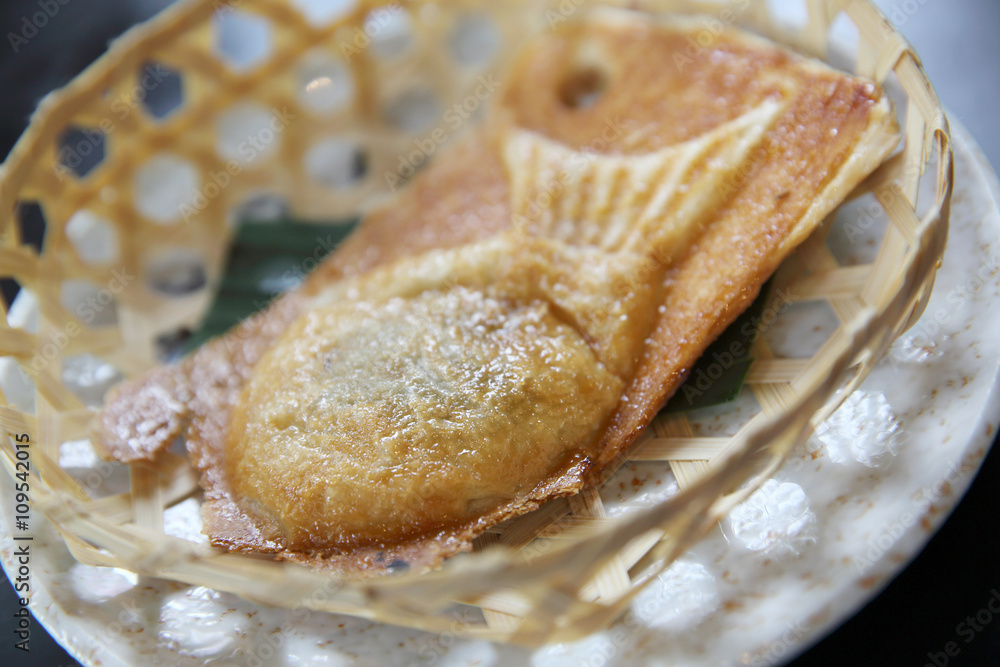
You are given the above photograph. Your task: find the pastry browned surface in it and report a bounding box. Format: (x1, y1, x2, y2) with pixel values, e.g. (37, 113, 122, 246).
(94, 12, 899, 574)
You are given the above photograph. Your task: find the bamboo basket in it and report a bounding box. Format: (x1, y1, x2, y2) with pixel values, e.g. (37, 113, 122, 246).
(0, 0, 951, 648)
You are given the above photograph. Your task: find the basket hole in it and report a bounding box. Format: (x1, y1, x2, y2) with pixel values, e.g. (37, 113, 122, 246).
(0, 358, 35, 414)
(66, 210, 120, 266)
(3, 284, 36, 332)
(298, 52, 355, 114)
(761, 300, 840, 359)
(630, 559, 720, 630)
(827, 11, 860, 70)
(61, 280, 119, 328)
(146, 248, 208, 297)
(137, 61, 185, 121)
(686, 387, 763, 438)
(231, 192, 292, 226)
(600, 461, 680, 517)
(449, 13, 502, 67)
(558, 66, 608, 110)
(60, 442, 131, 498)
(0, 278, 19, 313)
(15, 201, 47, 254)
(58, 439, 102, 472)
(915, 147, 941, 221)
(216, 103, 288, 166)
(383, 87, 440, 133)
(214, 9, 274, 72)
(133, 154, 200, 225)
(767, 0, 809, 30)
(62, 354, 123, 407)
(304, 137, 368, 189)
(882, 65, 907, 104)
(66, 564, 138, 603)
(156, 327, 194, 363)
(1, 283, 35, 413)
(164, 498, 209, 544)
(827, 193, 889, 267)
(365, 7, 415, 60)
(254, 255, 308, 296)
(57, 126, 107, 180)
(291, 0, 357, 26)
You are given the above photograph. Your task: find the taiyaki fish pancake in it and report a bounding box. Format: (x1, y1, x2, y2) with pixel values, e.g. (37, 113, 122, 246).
(94, 10, 899, 574)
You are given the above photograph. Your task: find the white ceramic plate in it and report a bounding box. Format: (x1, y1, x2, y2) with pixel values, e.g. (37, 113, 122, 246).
(2, 117, 998, 667)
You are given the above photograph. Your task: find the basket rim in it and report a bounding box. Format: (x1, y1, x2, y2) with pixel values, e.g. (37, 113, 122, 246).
(0, 0, 955, 645)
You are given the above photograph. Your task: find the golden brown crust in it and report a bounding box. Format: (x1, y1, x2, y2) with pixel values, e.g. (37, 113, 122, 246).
(592, 60, 900, 472)
(93, 12, 899, 576)
(229, 280, 624, 547)
(93, 364, 190, 463)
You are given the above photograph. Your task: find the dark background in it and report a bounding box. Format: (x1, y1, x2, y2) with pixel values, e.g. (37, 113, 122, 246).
(1, 0, 998, 665)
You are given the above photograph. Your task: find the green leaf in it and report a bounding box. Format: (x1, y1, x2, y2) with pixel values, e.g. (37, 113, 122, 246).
(185, 216, 767, 413)
(660, 283, 770, 414)
(180, 218, 359, 354)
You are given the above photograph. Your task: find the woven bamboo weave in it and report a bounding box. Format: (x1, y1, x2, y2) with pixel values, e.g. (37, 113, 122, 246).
(0, 0, 951, 646)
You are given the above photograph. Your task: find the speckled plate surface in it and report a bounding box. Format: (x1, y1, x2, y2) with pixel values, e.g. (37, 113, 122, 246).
(2, 118, 998, 667)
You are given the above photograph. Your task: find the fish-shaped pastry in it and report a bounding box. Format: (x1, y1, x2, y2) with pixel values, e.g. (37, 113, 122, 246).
(95, 10, 900, 574)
